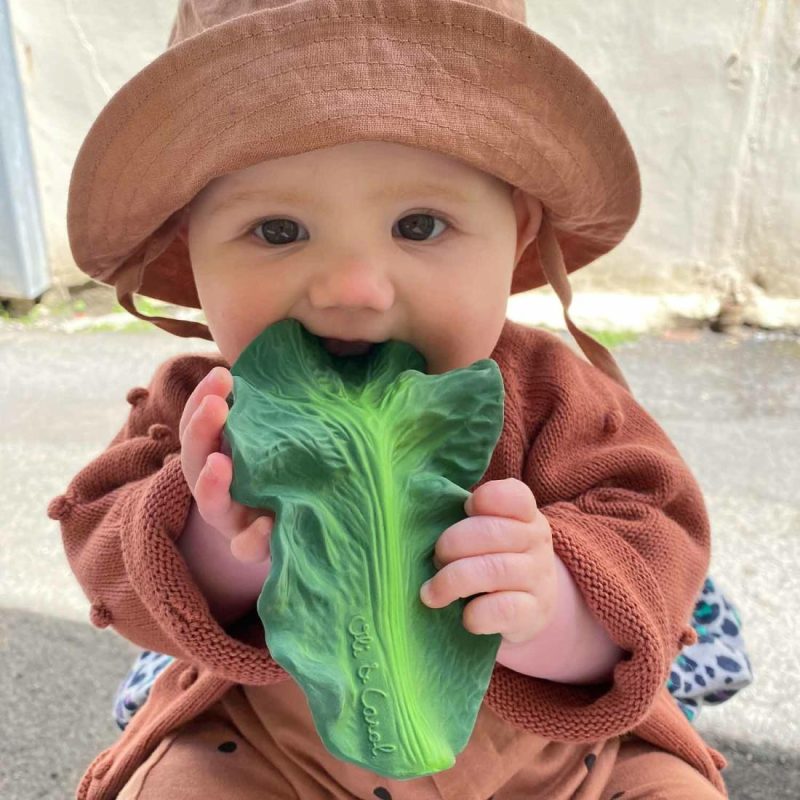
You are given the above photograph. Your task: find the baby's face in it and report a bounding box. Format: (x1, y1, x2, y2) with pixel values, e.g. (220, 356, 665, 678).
(183, 141, 541, 373)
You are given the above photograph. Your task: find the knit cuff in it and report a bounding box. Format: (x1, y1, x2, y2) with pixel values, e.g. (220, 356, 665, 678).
(121, 454, 288, 684)
(485, 507, 668, 741)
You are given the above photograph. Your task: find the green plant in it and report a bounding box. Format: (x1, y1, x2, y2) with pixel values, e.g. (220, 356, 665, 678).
(83, 320, 153, 333)
(108, 296, 170, 316)
(584, 328, 639, 348)
(224, 319, 505, 778)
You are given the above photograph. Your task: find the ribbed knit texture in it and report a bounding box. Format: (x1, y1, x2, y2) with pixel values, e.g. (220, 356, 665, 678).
(50, 319, 727, 798)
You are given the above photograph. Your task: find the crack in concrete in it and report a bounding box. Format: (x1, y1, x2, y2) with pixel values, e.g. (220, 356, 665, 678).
(64, 0, 112, 99)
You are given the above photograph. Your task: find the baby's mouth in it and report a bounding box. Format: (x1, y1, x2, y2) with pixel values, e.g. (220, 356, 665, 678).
(321, 338, 375, 357)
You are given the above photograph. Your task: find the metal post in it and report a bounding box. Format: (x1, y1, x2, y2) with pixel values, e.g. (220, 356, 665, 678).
(0, 0, 49, 300)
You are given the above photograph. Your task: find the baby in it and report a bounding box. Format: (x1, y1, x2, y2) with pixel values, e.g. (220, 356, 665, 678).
(50, 1, 733, 797)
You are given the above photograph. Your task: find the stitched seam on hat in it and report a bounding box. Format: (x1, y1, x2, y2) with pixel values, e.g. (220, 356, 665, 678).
(104, 65, 589, 253)
(140, 34, 574, 132)
(99, 15, 571, 151)
(125, 111, 558, 246)
(163, 15, 549, 75)
(116, 82, 585, 245)
(79, 14, 592, 252)
(110, 47, 588, 246)
(85, 16, 559, 216)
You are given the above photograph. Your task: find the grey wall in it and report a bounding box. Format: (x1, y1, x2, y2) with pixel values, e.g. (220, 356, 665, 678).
(6, 0, 800, 325)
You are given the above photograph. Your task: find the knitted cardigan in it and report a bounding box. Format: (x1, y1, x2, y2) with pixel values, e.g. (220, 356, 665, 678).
(49, 319, 727, 798)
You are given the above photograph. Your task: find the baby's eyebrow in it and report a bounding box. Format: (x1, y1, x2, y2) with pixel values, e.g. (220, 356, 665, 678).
(209, 182, 473, 215)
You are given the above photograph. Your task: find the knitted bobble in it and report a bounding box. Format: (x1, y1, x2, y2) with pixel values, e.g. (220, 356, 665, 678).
(47, 494, 73, 521)
(91, 754, 113, 780)
(709, 748, 728, 770)
(89, 601, 113, 629)
(148, 423, 173, 442)
(603, 409, 624, 436)
(678, 625, 698, 647)
(126, 387, 149, 406)
(179, 666, 199, 689)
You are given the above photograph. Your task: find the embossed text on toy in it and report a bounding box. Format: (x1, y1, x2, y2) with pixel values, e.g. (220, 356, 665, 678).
(348, 615, 398, 757)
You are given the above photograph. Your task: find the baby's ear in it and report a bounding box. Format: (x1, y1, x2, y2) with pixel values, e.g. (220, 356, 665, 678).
(511, 188, 543, 267)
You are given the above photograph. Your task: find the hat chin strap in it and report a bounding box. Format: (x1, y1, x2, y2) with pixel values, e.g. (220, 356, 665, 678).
(115, 259, 214, 341)
(536, 214, 631, 393)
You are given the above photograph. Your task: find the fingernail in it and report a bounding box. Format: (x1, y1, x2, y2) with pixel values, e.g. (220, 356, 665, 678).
(420, 580, 433, 605)
(204, 454, 218, 479)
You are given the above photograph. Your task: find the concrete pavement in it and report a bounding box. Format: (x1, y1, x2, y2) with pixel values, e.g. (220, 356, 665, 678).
(2, 323, 799, 799)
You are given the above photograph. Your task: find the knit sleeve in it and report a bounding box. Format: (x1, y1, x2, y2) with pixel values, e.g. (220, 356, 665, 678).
(486, 332, 710, 741)
(47, 353, 285, 684)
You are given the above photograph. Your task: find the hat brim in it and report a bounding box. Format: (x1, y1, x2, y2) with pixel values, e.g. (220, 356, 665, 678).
(67, 0, 640, 309)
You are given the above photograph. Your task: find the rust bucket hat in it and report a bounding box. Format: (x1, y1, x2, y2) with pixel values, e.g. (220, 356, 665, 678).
(67, 0, 640, 388)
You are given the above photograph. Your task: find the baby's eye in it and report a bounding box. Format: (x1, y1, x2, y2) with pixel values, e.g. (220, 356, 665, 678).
(251, 211, 449, 246)
(253, 218, 309, 246)
(393, 212, 449, 242)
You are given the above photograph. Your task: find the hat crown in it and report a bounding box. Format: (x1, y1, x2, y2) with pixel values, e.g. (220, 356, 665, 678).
(168, 0, 526, 46)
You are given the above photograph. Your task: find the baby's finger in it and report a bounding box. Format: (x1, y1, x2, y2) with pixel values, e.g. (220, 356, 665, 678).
(230, 516, 274, 563)
(181, 395, 229, 491)
(193, 451, 241, 537)
(462, 591, 538, 640)
(420, 552, 536, 609)
(433, 515, 535, 569)
(465, 478, 537, 523)
(179, 366, 232, 442)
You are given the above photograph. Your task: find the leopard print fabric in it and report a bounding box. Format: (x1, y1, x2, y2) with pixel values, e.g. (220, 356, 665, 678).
(668, 576, 753, 722)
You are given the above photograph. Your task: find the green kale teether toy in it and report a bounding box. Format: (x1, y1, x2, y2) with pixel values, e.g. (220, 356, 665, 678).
(223, 318, 505, 779)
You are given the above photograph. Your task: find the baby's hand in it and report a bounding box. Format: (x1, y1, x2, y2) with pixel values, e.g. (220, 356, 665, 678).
(420, 478, 556, 646)
(179, 366, 274, 563)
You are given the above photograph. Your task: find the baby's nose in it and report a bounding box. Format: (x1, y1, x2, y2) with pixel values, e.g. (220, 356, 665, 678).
(307, 260, 394, 312)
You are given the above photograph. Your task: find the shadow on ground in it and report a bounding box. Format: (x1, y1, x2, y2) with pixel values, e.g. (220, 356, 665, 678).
(1, 609, 137, 799)
(699, 733, 799, 800)
(2, 608, 797, 799)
